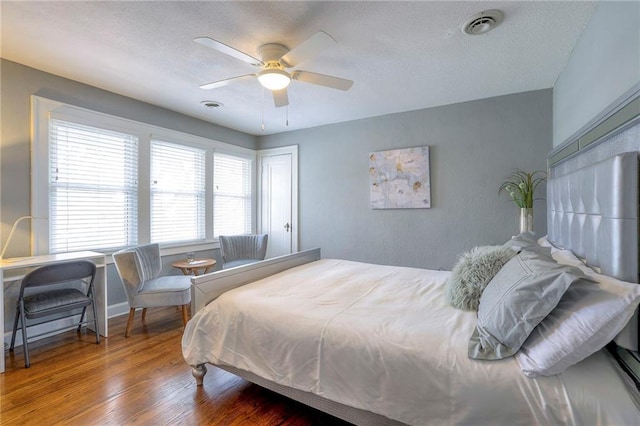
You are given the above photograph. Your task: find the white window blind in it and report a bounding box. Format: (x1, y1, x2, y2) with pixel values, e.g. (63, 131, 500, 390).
(213, 152, 252, 237)
(151, 140, 206, 243)
(49, 119, 139, 253)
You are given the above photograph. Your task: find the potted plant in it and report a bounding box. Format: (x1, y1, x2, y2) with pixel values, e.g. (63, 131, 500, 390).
(499, 170, 546, 233)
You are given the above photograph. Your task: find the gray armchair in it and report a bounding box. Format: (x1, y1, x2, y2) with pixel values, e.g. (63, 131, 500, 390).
(113, 243, 191, 337)
(219, 234, 268, 269)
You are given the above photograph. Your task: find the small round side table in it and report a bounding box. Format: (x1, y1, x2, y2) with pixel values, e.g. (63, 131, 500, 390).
(172, 258, 217, 276)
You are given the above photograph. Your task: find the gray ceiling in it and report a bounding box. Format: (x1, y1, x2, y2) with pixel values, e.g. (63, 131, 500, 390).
(1, 1, 597, 136)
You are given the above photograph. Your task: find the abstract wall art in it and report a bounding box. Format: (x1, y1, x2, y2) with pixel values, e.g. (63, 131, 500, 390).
(369, 146, 431, 209)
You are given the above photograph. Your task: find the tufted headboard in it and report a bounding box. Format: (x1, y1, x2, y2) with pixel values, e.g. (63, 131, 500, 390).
(547, 152, 639, 349)
(547, 153, 638, 282)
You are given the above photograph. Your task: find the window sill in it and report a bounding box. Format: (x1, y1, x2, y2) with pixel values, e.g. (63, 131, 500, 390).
(160, 241, 220, 256)
(103, 241, 220, 265)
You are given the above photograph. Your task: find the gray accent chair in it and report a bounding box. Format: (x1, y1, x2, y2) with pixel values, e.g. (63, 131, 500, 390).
(9, 260, 100, 368)
(219, 234, 269, 269)
(113, 243, 191, 337)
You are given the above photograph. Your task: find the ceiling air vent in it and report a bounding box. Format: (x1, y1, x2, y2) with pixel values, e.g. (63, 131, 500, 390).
(201, 100, 223, 109)
(461, 10, 503, 35)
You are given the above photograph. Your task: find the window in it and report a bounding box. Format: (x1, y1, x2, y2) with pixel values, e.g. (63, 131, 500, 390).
(151, 140, 206, 243)
(49, 119, 138, 253)
(32, 96, 256, 255)
(213, 152, 253, 237)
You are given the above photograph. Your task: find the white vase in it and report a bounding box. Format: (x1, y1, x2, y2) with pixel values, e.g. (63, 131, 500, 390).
(519, 208, 534, 234)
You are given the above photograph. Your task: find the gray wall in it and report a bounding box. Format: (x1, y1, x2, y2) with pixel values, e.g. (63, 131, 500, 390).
(0, 60, 552, 308)
(553, 1, 640, 147)
(0, 59, 256, 306)
(259, 90, 552, 270)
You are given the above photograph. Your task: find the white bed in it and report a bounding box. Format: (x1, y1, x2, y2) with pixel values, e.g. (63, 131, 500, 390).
(182, 152, 640, 425)
(183, 256, 639, 425)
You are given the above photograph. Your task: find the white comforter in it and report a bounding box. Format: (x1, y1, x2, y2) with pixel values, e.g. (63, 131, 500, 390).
(182, 259, 639, 425)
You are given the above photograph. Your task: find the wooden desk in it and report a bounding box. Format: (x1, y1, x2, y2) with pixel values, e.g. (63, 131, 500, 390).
(1, 251, 107, 373)
(172, 258, 216, 276)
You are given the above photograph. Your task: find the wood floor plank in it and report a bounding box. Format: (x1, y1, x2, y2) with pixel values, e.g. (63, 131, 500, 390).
(1, 307, 351, 425)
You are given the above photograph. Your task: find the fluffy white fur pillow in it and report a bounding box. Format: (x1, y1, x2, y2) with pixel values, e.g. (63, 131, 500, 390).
(446, 245, 516, 311)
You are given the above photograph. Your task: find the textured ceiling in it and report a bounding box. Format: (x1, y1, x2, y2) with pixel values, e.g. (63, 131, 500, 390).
(1, 1, 597, 136)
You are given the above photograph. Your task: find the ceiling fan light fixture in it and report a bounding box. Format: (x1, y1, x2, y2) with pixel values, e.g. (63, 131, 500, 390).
(258, 69, 291, 91)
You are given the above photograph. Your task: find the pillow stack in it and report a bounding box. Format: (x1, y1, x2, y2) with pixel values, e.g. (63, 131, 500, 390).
(467, 248, 590, 360)
(453, 233, 640, 377)
(516, 247, 640, 377)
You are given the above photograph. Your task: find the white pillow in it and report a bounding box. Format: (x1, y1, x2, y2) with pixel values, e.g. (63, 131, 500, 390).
(537, 235, 560, 253)
(536, 235, 552, 247)
(552, 248, 604, 275)
(542, 237, 604, 273)
(551, 248, 584, 268)
(516, 264, 640, 377)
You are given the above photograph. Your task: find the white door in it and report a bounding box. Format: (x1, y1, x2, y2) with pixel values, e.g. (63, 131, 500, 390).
(258, 146, 298, 258)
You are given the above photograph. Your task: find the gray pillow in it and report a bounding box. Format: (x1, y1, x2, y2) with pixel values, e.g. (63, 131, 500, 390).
(503, 231, 535, 248)
(468, 248, 590, 360)
(503, 232, 552, 256)
(446, 246, 516, 311)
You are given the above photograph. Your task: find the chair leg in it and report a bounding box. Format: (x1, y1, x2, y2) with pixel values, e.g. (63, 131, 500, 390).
(9, 305, 20, 351)
(77, 306, 87, 333)
(125, 308, 136, 338)
(90, 296, 100, 344)
(141, 308, 147, 321)
(18, 301, 30, 368)
(181, 304, 189, 326)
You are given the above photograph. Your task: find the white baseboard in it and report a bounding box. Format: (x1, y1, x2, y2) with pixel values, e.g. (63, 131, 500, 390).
(107, 301, 130, 318)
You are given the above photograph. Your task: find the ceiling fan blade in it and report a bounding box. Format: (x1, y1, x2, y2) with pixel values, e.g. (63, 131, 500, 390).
(199, 74, 256, 90)
(292, 71, 353, 91)
(280, 31, 336, 67)
(194, 37, 264, 67)
(272, 88, 289, 108)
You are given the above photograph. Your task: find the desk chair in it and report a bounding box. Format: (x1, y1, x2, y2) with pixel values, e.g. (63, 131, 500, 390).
(9, 260, 100, 368)
(219, 234, 268, 269)
(113, 243, 191, 337)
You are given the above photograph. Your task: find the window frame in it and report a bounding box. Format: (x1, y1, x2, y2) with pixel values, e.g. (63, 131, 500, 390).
(31, 95, 256, 256)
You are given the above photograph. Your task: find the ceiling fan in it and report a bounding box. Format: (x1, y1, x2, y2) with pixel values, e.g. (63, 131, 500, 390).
(194, 31, 353, 108)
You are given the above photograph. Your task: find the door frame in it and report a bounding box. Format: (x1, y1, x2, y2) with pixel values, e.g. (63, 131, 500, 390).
(256, 145, 299, 253)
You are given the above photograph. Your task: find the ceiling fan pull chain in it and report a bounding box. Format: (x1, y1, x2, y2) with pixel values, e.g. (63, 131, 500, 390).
(261, 87, 265, 131)
(286, 105, 289, 127)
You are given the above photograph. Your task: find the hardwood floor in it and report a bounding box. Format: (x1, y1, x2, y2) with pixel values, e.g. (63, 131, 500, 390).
(1, 307, 352, 425)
